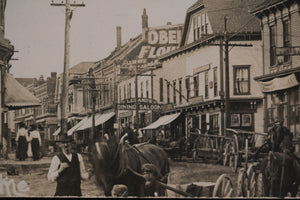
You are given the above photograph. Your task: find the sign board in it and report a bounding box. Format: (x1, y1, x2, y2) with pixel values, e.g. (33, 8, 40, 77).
(117, 98, 161, 110)
(275, 46, 300, 56)
(113, 123, 118, 129)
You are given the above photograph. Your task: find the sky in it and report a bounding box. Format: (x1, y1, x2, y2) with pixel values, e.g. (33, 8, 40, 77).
(5, 0, 196, 78)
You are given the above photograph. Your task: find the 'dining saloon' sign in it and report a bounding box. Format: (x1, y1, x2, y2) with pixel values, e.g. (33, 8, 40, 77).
(138, 26, 182, 59)
(117, 98, 161, 110)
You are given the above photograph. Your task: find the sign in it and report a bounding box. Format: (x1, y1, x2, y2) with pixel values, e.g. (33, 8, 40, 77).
(138, 27, 182, 59)
(0, 174, 30, 196)
(113, 123, 118, 129)
(275, 46, 300, 56)
(117, 98, 161, 110)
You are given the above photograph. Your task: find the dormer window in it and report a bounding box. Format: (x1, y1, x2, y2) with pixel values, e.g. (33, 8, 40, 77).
(192, 12, 209, 42)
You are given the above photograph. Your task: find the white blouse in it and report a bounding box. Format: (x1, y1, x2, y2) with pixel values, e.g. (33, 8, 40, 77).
(15, 128, 29, 142)
(29, 130, 42, 145)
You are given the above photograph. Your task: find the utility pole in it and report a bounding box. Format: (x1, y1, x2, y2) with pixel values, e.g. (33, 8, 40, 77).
(51, 0, 85, 139)
(224, 16, 230, 130)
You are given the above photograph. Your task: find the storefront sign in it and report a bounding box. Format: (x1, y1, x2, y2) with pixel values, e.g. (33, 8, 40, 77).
(117, 98, 161, 110)
(275, 46, 300, 56)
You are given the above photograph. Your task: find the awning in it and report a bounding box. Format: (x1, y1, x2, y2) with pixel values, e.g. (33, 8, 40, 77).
(4, 73, 41, 110)
(95, 112, 115, 127)
(67, 117, 89, 136)
(76, 112, 115, 131)
(258, 73, 299, 93)
(76, 114, 102, 131)
(53, 127, 61, 136)
(142, 112, 181, 130)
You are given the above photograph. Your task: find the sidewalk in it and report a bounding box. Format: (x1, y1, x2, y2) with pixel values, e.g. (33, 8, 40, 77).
(0, 153, 52, 175)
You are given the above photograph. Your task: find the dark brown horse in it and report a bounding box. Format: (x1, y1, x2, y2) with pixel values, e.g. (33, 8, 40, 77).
(89, 136, 169, 197)
(260, 124, 300, 197)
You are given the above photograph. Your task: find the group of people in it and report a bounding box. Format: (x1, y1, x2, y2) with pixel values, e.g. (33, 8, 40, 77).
(15, 122, 42, 161)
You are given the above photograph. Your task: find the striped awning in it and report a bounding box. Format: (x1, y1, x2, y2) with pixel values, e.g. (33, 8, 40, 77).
(4, 73, 41, 110)
(142, 112, 181, 130)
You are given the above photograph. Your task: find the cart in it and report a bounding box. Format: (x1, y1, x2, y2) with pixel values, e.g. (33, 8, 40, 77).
(156, 173, 234, 197)
(223, 128, 268, 173)
(191, 130, 230, 164)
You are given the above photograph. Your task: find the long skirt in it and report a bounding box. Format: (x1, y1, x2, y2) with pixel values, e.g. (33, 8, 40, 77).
(17, 136, 28, 160)
(31, 138, 40, 160)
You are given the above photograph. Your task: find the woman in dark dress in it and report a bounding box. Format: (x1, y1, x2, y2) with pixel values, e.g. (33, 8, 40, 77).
(29, 124, 42, 161)
(15, 122, 29, 161)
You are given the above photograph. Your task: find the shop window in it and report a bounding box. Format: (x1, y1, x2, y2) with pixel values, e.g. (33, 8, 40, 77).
(267, 108, 275, 126)
(234, 66, 250, 95)
(209, 114, 219, 131)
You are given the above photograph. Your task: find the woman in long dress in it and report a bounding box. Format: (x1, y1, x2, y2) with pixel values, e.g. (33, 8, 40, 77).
(15, 122, 29, 161)
(27, 128, 33, 158)
(29, 124, 42, 161)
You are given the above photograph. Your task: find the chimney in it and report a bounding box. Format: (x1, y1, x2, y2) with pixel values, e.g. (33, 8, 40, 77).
(116, 26, 122, 49)
(51, 72, 57, 78)
(142, 8, 148, 29)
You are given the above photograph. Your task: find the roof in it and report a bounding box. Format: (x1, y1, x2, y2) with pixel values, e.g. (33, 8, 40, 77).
(69, 61, 98, 75)
(251, 0, 291, 15)
(15, 78, 36, 87)
(181, 0, 263, 46)
(4, 73, 41, 110)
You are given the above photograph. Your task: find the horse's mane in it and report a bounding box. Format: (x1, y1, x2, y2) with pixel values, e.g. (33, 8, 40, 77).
(91, 137, 141, 178)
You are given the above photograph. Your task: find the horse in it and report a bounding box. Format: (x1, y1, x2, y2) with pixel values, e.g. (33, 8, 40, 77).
(259, 124, 300, 197)
(89, 136, 169, 197)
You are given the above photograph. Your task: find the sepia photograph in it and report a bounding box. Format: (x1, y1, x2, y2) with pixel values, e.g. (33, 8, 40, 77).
(0, 0, 300, 198)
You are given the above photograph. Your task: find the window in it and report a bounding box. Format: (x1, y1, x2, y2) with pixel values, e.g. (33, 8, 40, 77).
(123, 84, 126, 99)
(185, 78, 190, 101)
(128, 83, 131, 98)
(179, 79, 182, 104)
(205, 71, 209, 98)
(140, 82, 144, 98)
(119, 86, 121, 102)
(173, 81, 176, 104)
(193, 76, 199, 97)
(146, 80, 149, 99)
(167, 83, 170, 104)
(159, 78, 163, 102)
(270, 25, 277, 66)
(193, 13, 208, 41)
(209, 114, 219, 130)
(283, 20, 291, 63)
(234, 66, 250, 95)
(213, 68, 218, 96)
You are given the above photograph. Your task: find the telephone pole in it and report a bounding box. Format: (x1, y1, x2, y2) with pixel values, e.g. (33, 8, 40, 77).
(224, 16, 230, 130)
(51, 0, 85, 139)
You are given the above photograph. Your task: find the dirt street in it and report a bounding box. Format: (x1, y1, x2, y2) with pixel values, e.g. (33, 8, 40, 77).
(2, 157, 237, 197)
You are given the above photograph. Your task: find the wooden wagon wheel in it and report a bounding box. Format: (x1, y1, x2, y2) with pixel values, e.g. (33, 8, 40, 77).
(223, 142, 230, 166)
(229, 134, 239, 173)
(247, 164, 257, 197)
(236, 168, 246, 197)
(212, 174, 234, 197)
(256, 172, 264, 197)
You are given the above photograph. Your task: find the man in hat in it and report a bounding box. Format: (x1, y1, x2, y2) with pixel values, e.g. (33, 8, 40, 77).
(47, 137, 90, 196)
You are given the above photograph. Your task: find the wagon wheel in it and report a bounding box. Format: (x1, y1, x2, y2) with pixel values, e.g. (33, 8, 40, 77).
(236, 168, 247, 197)
(212, 174, 234, 197)
(228, 134, 239, 172)
(247, 164, 257, 197)
(223, 142, 230, 166)
(256, 172, 264, 197)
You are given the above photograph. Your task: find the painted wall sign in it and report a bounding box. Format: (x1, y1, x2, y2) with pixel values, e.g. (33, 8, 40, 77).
(117, 98, 161, 110)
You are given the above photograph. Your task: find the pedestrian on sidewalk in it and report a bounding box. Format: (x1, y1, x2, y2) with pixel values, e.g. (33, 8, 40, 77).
(15, 122, 29, 161)
(47, 137, 90, 196)
(29, 124, 42, 161)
